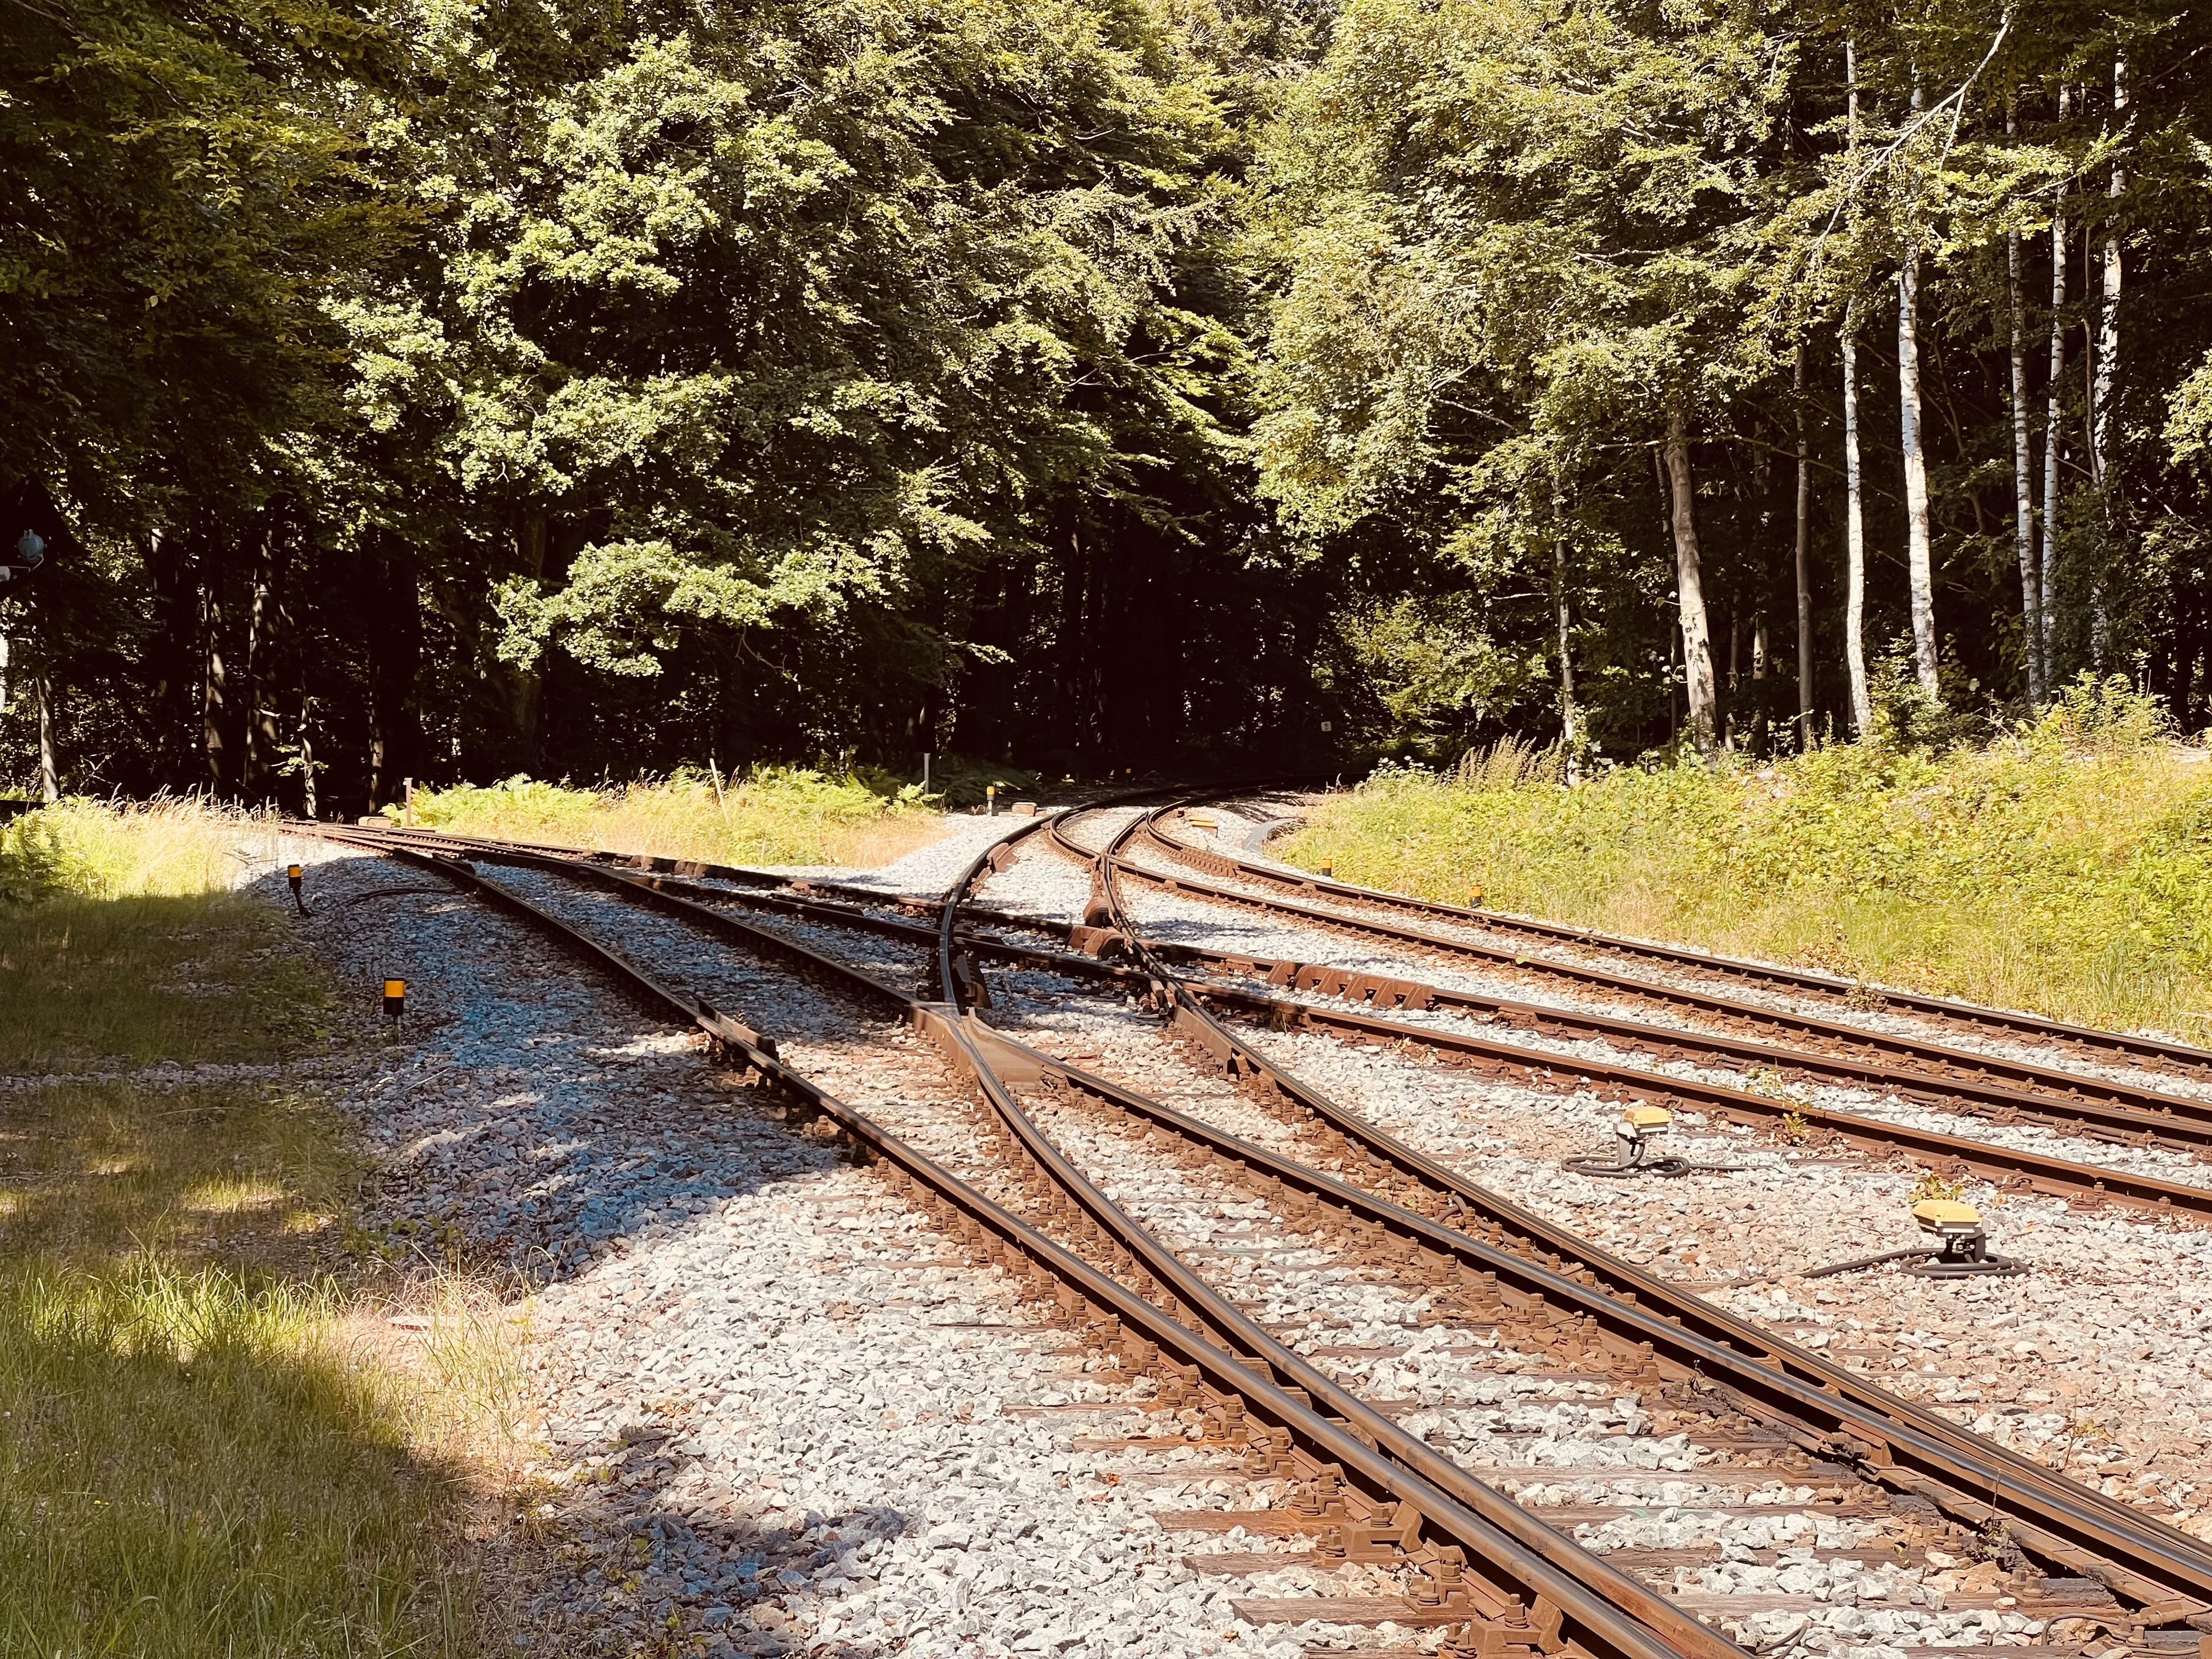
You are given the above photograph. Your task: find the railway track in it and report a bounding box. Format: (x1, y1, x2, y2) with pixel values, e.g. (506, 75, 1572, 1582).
(304, 808, 2212, 1656)
(304, 818, 1714, 1657)
(341, 816, 2212, 1212)
(1124, 810, 2212, 1084)
(1050, 811, 2212, 1214)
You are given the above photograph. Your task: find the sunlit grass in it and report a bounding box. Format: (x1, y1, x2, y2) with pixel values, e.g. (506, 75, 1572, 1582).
(399, 766, 953, 868)
(0, 802, 509, 1655)
(1283, 680, 2212, 1044)
(1, 799, 330, 1075)
(0, 1257, 479, 1656)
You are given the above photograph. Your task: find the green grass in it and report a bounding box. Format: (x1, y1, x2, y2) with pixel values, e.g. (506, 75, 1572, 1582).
(1282, 678, 2212, 1045)
(0, 893, 330, 1075)
(393, 766, 957, 867)
(0, 801, 494, 1657)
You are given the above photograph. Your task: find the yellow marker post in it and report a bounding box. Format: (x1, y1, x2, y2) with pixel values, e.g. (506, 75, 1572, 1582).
(383, 978, 407, 1023)
(287, 863, 308, 916)
(986, 783, 997, 817)
(1318, 860, 1333, 878)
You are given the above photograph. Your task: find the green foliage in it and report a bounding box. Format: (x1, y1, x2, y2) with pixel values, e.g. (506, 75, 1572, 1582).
(1286, 680, 2212, 1042)
(13, 0, 2212, 803)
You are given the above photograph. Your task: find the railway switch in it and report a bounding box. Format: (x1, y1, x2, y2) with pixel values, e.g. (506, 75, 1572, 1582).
(1564, 1104, 1691, 1178)
(1905, 1198, 2025, 1278)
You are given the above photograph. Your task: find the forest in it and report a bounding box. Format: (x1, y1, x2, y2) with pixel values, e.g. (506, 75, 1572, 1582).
(5, 0, 2210, 811)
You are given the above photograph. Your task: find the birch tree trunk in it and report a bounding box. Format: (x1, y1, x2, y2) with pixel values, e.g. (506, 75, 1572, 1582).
(2042, 93, 2069, 681)
(2006, 140, 2044, 706)
(2091, 54, 2125, 668)
(1552, 538, 1580, 784)
(1898, 251, 1940, 696)
(299, 690, 318, 821)
(2094, 57, 2124, 492)
(1795, 344, 1814, 744)
(1662, 407, 1719, 758)
(1842, 303, 1872, 734)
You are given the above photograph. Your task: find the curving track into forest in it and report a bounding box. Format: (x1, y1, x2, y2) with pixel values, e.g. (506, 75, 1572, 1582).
(296, 798, 2212, 1658)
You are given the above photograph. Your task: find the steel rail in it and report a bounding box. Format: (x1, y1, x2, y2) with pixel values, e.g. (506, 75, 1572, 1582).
(1072, 799, 2212, 1630)
(1149, 811, 2212, 1080)
(422, 830, 2212, 1171)
(310, 821, 2212, 1212)
(298, 803, 2212, 1629)
(1176, 975, 2212, 1219)
(1184, 952, 2212, 1160)
(922, 815, 1751, 1659)
(1114, 821, 2212, 1125)
(302, 821, 1730, 1659)
(1139, 814, 2212, 1077)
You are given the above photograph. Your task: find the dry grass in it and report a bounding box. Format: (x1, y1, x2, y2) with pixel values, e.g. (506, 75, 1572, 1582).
(397, 769, 951, 868)
(0, 801, 522, 1656)
(1284, 681, 2212, 1043)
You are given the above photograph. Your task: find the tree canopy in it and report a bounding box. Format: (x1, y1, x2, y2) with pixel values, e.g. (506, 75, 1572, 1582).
(5, 0, 2210, 805)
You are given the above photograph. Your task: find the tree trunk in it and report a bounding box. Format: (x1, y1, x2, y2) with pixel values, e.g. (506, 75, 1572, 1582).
(1898, 252, 1940, 697)
(2004, 106, 2044, 706)
(366, 532, 422, 810)
(506, 514, 548, 772)
(298, 685, 318, 821)
(36, 667, 59, 802)
(1661, 407, 1719, 759)
(2043, 106, 2069, 684)
(1794, 343, 1814, 743)
(2007, 236, 2043, 705)
(1552, 538, 1579, 783)
(242, 515, 278, 805)
(2094, 59, 2124, 492)
(201, 553, 232, 798)
(2091, 55, 2125, 668)
(1841, 304, 1872, 734)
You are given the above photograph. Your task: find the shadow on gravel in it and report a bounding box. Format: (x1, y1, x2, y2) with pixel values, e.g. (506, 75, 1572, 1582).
(529, 1487, 913, 1657)
(241, 857, 863, 1296)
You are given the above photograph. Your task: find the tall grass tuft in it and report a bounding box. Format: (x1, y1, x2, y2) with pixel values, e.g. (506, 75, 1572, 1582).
(1285, 677, 2212, 1043)
(0, 795, 279, 903)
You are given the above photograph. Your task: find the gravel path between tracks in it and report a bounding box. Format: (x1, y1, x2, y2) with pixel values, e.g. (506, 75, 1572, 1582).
(1224, 1027, 2212, 1519)
(277, 844, 1331, 1659)
(747, 814, 1032, 896)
